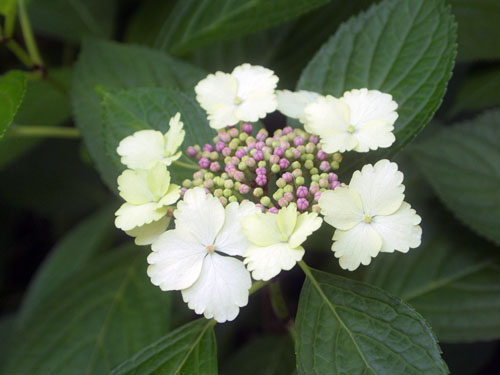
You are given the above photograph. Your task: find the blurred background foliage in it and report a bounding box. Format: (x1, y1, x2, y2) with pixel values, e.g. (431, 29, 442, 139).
(0, 0, 499, 374)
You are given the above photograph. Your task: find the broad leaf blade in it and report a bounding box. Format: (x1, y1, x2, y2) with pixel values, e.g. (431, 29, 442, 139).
(0, 70, 26, 139)
(111, 319, 217, 375)
(412, 109, 500, 244)
(296, 267, 448, 374)
(297, 0, 457, 162)
(100, 87, 216, 183)
(3, 245, 171, 375)
(154, 0, 329, 55)
(71, 38, 205, 190)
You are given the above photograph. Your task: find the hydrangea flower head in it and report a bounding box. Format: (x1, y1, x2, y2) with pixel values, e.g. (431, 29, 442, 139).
(147, 187, 260, 322)
(195, 63, 278, 129)
(304, 88, 398, 153)
(241, 203, 322, 281)
(276, 89, 321, 123)
(117, 112, 185, 169)
(319, 159, 421, 271)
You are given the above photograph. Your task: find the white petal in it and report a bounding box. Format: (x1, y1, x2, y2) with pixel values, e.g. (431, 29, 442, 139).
(289, 212, 323, 249)
(303, 95, 350, 135)
(319, 188, 363, 230)
(195, 71, 239, 129)
(277, 204, 298, 238)
(349, 159, 405, 216)
(276, 90, 321, 122)
(174, 188, 225, 245)
(126, 215, 171, 245)
(244, 243, 304, 281)
(117, 130, 165, 170)
(117, 169, 153, 204)
(164, 112, 185, 157)
(371, 202, 422, 253)
(148, 229, 206, 291)
(215, 200, 260, 257)
(182, 253, 251, 323)
(331, 223, 382, 271)
(241, 212, 282, 247)
(146, 163, 171, 198)
(353, 120, 396, 152)
(115, 202, 167, 231)
(341, 88, 398, 128)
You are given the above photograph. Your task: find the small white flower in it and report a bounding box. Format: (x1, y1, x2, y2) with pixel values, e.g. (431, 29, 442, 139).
(195, 63, 279, 129)
(276, 89, 321, 123)
(319, 159, 422, 271)
(147, 187, 260, 323)
(125, 215, 171, 246)
(241, 203, 322, 281)
(304, 88, 398, 153)
(115, 163, 180, 232)
(117, 112, 185, 169)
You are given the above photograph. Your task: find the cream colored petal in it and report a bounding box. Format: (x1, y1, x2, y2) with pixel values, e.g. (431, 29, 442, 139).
(115, 202, 167, 231)
(157, 184, 181, 208)
(147, 228, 206, 291)
(117, 169, 153, 204)
(331, 223, 382, 271)
(319, 188, 363, 230)
(276, 90, 321, 122)
(320, 131, 358, 153)
(164, 112, 185, 156)
(244, 243, 304, 281)
(215, 200, 260, 257)
(341, 88, 398, 128)
(195, 71, 239, 129)
(289, 212, 323, 249)
(181, 253, 251, 323)
(241, 212, 282, 247)
(117, 130, 165, 169)
(277, 203, 298, 239)
(146, 162, 171, 198)
(353, 119, 396, 152)
(126, 216, 171, 246)
(371, 202, 422, 253)
(174, 187, 225, 245)
(163, 151, 182, 166)
(303, 95, 350, 135)
(349, 159, 405, 216)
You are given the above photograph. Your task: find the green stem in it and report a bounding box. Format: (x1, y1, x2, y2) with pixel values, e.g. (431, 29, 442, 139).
(5, 39, 32, 67)
(173, 159, 199, 170)
(287, 320, 296, 344)
(269, 280, 289, 319)
(249, 280, 268, 295)
(18, 0, 43, 66)
(8, 125, 80, 139)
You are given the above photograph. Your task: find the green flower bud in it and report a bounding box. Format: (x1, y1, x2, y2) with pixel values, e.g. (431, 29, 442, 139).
(193, 178, 203, 186)
(224, 179, 234, 189)
(221, 172, 229, 179)
(229, 139, 240, 150)
(219, 196, 228, 206)
(228, 195, 238, 203)
(273, 188, 284, 201)
(202, 150, 211, 158)
(271, 164, 280, 173)
(319, 178, 329, 188)
(182, 179, 192, 188)
(214, 189, 223, 197)
(223, 188, 232, 197)
(241, 155, 249, 162)
(210, 151, 219, 161)
(204, 179, 214, 188)
(258, 161, 267, 168)
(276, 178, 286, 188)
(224, 156, 232, 165)
(239, 133, 248, 141)
(305, 153, 314, 161)
(194, 145, 201, 152)
(310, 167, 319, 175)
(204, 172, 214, 179)
(320, 173, 328, 179)
(292, 169, 302, 178)
(295, 176, 305, 186)
(234, 181, 241, 190)
(291, 161, 301, 170)
(311, 174, 321, 182)
(285, 149, 294, 159)
(284, 184, 293, 193)
(238, 161, 247, 170)
(305, 142, 315, 153)
(331, 161, 340, 170)
(260, 196, 272, 207)
(333, 152, 342, 162)
(304, 160, 314, 169)
(253, 187, 264, 197)
(272, 140, 280, 148)
(274, 129, 283, 137)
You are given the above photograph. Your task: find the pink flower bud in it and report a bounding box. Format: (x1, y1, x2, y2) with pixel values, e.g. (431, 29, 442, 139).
(317, 150, 327, 161)
(216, 141, 226, 152)
(310, 184, 320, 194)
(282, 172, 293, 183)
(314, 191, 322, 202)
(331, 181, 341, 189)
(256, 166, 267, 175)
(253, 150, 265, 161)
(245, 157, 256, 168)
(282, 126, 293, 135)
(219, 132, 231, 142)
(269, 155, 280, 164)
(186, 146, 198, 157)
(294, 136, 304, 146)
(210, 162, 221, 172)
(256, 141, 265, 150)
(309, 135, 319, 144)
(284, 192, 294, 202)
(235, 148, 246, 158)
(297, 198, 309, 211)
(278, 197, 289, 207)
(242, 123, 253, 134)
(319, 161, 331, 172)
(279, 158, 290, 169)
(199, 157, 210, 169)
(268, 207, 279, 214)
(328, 173, 338, 182)
(239, 184, 251, 194)
(273, 147, 284, 157)
(222, 147, 232, 157)
(297, 186, 308, 198)
(203, 144, 214, 152)
(256, 175, 267, 186)
(256, 131, 267, 142)
(229, 128, 239, 138)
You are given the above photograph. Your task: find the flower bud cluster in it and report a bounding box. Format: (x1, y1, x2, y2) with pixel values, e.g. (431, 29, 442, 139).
(182, 123, 343, 213)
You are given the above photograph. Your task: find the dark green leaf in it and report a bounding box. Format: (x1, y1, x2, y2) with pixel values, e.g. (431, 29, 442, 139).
(18, 206, 116, 323)
(297, 0, 457, 159)
(365, 229, 500, 342)
(100, 87, 216, 183)
(296, 266, 448, 374)
(3, 245, 171, 375)
(154, 0, 329, 55)
(0, 70, 26, 138)
(450, 0, 500, 62)
(71, 38, 206, 190)
(412, 109, 500, 244)
(27, 0, 117, 42)
(111, 318, 217, 375)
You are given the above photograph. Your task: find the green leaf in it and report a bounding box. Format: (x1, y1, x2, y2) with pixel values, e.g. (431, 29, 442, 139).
(3, 245, 171, 375)
(18, 206, 115, 323)
(0, 70, 26, 139)
(26, 0, 117, 43)
(0, 67, 72, 169)
(71, 38, 206, 190)
(111, 318, 217, 375)
(100, 87, 215, 184)
(450, 0, 500, 62)
(449, 66, 500, 117)
(364, 229, 500, 342)
(296, 265, 448, 375)
(412, 109, 500, 244)
(154, 0, 329, 55)
(221, 334, 295, 375)
(297, 0, 457, 159)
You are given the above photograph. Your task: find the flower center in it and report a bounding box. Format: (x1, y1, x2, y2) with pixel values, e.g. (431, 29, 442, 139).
(234, 96, 243, 105)
(206, 244, 215, 253)
(362, 213, 372, 224)
(280, 233, 289, 242)
(347, 125, 356, 133)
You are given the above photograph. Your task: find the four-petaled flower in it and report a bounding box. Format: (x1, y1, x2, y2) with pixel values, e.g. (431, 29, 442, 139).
(195, 63, 279, 129)
(147, 187, 260, 323)
(304, 89, 398, 153)
(319, 159, 422, 271)
(241, 203, 322, 281)
(117, 112, 185, 170)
